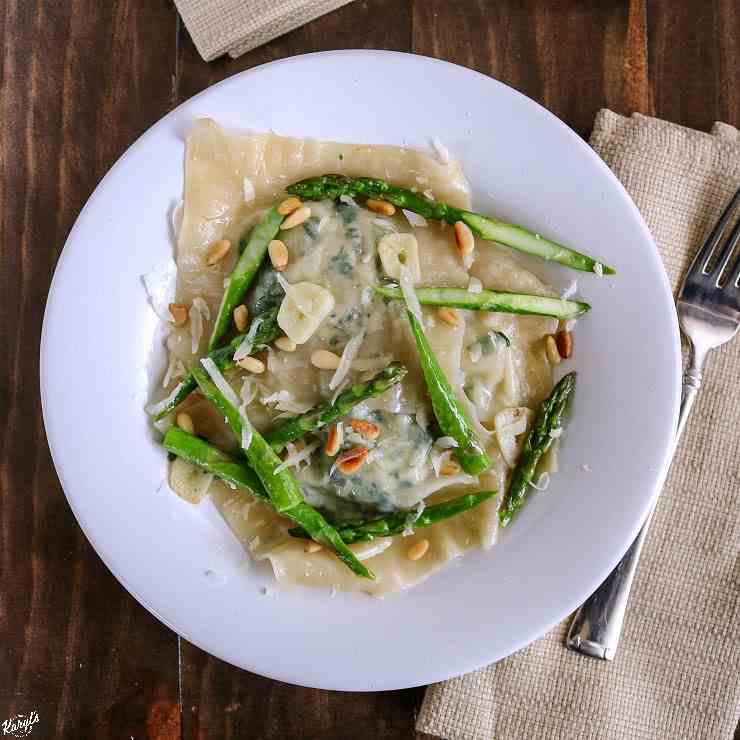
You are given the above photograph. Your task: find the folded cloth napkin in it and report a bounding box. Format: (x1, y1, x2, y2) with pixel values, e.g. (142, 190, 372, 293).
(175, 0, 354, 60)
(417, 110, 740, 740)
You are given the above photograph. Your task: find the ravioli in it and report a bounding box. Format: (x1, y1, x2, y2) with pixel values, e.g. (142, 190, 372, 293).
(159, 119, 555, 595)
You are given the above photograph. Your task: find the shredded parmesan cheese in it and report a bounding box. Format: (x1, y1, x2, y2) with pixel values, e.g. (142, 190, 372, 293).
(402, 209, 428, 228)
(468, 276, 483, 294)
(402, 500, 427, 536)
(274, 440, 321, 474)
(549, 427, 563, 439)
(233, 316, 263, 362)
(435, 436, 459, 449)
(593, 262, 604, 276)
(339, 194, 358, 207)
(200, 357, 240, 409)
(243, 177, 255, 203)
(162, 354, 186, 388)
(530, 472, 551, 491)
(399, 265, 423, 326)
(431, 137, 451, 165)
(561, 280, 579, 299)
(142, 258, 178, 322)
(189, 297, 211, 354)
(329, 330, 365, 390)
(144, 381, 185, 416)
(171, 200, 184, 240)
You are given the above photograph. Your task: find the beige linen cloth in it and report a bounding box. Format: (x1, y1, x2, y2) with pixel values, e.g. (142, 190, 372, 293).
(174, 0, 354, 60)
(418, 111, 740, 740)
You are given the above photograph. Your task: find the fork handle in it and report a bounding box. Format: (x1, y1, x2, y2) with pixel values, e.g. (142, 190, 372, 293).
(566, 346, 705, 660)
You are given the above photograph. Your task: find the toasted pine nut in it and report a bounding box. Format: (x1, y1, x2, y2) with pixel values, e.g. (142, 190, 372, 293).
(268, 239, 289, 271)
(336, 446, 369, 475)
(206, 239, 232, 266)
(325, 423, 343, 457)
(407, 539, 430, 561)
(275, 336, 297, 352)
(176, 412, 194, 434)
(169, 303, 189, 326)
(555, 331, 573, 359)
(237, 356, 265, 374)
(278, 196, 302, 216)
(437, 307, 460, 327)
(310, 349, 341, 370)
(304, 541, 323, 554)
(545, 335, 561, 365)
(454, 221, 475, 256)
(348, 419, 380, 441)
(440, 459, 461, 476)
(281, 205, 311, 230)
(233, 304, 249, 332)
(366, 198, 396, 216)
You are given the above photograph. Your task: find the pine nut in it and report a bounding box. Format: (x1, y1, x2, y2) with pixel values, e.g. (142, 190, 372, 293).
(275, 336, 297, 352)
(281, 205, 311, 230)
(555, 331, 573, 359)
(304, 541, 323, 554)
(407, 539, 430, 561)
(237, 356, 265, 374)
(348, 419, 380, 441)
(278, 196, 302, 216)
(366, 198, 396, 216)
(233, 304, 249, 332)
(268, 239, 289, 271)
(437, 307, 460, 327)
(311, 349, 341, 370)
(206, 239, 232, 266)
(325, 423, 343, 457)
(545, 335, 561, 365)
(454, 221, 475, 255)
(176, 412, 194, 434)
(336, 446, 369, 475)
(440, 459, 461, 476)
(169, 303, 189, 326)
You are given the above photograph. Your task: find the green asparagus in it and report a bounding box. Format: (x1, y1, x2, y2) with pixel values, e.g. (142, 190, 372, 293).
(191, 363, 374, 580)
(499, 372, 576, 527)
(374, 284, 590, 320)
(265, 363, 408, 451)
(406, 310, 491, 476)
(152, 307, 280, 421)
(289, 490, 496, 543)
(287, 175, 614, 274)
(163, 426, 268, 500)
(208, 206, 284, 351)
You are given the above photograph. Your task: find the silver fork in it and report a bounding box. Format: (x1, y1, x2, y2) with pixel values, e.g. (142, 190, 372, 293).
(566, 186, 740, 660)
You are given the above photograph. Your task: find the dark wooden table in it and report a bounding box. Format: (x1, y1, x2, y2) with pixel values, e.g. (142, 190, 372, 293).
(2, 1, 738, 738)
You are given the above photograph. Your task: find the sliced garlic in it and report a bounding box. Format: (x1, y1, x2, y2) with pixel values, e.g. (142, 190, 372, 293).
(378, 233, 421, 282)
(494, 407, 534, 468)
(277, 280, 335, 344)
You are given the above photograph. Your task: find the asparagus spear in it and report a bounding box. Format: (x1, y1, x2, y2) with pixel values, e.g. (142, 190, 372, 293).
(374, 284, 589, 320)
(191, 363, 374, 580)
(265, 363, 408, 451)
(287, 175, 614, 274)
(289, 490, 496, 543)
(499, 371, 576, 527)
(163, 426, 268, 500)
(208, 206, 284, 351)
(152, 308, 280, 421)
(406, 310, 491, 475)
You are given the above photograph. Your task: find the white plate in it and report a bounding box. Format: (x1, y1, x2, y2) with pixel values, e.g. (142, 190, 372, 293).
(40, 51, 681, 690)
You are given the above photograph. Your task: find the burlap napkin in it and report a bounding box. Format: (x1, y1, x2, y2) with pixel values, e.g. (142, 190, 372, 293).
(174, 0, 354, 61)
(417, 111, 740, 740)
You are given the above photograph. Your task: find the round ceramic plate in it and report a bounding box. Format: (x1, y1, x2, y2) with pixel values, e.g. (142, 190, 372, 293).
(41, 51, 681, 691)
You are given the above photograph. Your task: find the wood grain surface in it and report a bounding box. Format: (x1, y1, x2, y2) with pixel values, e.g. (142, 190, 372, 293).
(1, 1, 737, 738)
